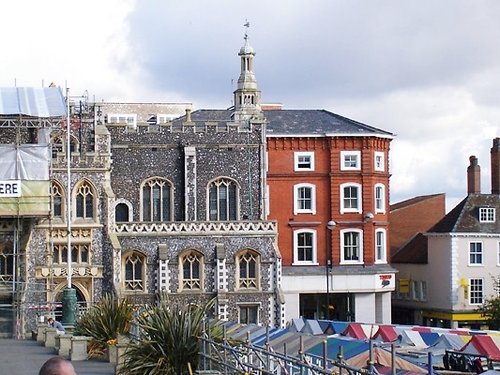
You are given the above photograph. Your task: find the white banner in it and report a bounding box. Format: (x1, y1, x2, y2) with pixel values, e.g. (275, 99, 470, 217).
(0, 180, 21, 197)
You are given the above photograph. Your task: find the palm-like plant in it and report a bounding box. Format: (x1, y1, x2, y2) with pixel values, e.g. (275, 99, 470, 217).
(74, 294, 134, 356)
(118, 298, 222, 375)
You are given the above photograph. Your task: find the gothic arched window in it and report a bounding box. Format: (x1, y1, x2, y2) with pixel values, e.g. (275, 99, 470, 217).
(237, 249, 260, 289)
(75, 180, 95, 219)
(123, 252, 145, 291)
(208, 178, 238, 221)
(180, 250, 203, 291)
(51, 181, 64, 219)
(142, 178, 172, 222)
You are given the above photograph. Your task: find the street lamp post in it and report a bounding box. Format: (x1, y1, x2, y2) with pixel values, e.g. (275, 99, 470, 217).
(325, 220, 336, 320)
(61, 88, 77, 327)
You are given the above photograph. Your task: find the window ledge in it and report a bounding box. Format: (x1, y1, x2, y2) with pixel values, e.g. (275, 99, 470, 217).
(339, 261, 364, 265)
(292, 262, 319, 266)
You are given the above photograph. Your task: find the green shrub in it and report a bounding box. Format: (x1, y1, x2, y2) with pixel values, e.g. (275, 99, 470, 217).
(74, 294, 134, 356)
(119, 298, 222, 375)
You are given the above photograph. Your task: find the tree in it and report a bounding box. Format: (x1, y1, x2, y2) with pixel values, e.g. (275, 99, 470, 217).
(477, 277, 500, 330)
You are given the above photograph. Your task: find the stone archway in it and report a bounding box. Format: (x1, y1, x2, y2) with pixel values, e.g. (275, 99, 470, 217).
(53, 282, 88, 321)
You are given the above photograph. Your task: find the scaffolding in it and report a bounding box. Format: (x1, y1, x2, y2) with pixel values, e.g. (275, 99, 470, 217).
(0, 86, 67, 338)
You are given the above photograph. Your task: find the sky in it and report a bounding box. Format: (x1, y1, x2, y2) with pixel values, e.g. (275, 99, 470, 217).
(1, 0, 499, 210)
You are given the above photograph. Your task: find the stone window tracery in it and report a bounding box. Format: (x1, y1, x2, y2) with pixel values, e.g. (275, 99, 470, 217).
(123, 252, 145, 292)
(75, 180, 95, 219)
(0, 246, 13, 284)
(142, 178, 172, 222)
(208, 178, 238, 221)
(237, 249, 259, 289)
(52, 244, 91, 264)
(180, 250, 203, 291)
(51, 181, 64, 219)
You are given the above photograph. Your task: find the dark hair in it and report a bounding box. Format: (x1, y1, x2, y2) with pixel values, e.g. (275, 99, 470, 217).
(38, 356, 74, 375)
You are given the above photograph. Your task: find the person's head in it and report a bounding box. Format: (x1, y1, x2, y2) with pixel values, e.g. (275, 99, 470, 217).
(47, 317, 54, 325)
(39, 356, 76, 375)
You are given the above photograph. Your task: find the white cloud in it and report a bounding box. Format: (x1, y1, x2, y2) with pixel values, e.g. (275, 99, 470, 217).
(1, 0, 498, 211)
(0, 0, 136, 99)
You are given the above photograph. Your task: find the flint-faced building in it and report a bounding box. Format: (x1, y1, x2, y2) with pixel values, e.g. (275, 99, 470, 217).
(83, 36, 283, 328)
(0, 36, 284, 337)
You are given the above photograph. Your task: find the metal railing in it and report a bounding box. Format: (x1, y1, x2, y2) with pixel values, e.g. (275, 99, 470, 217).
(198, 326, 372, 375)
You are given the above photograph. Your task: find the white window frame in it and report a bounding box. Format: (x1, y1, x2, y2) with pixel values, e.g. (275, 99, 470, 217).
(375, 228, 387, 263)
(293, 229, 318, 265)
(374, 183, 385, 214)
(341, 151, 361, 171)
(421, 281, 427, 301)
(265, 185, 270, 217)
(411, 280, 421, 301)
(468, 241, 483, 266)
(340, 229, 363, 264)
(479, 207, 495, 223)
(107, 113, 137, 129)
(374, 151, 385, 172)
(340, 183, 362, 214)
(411, 280, 427, 301)
(497, 241, 500, 266)
(156, 113, 178, 123)
(469, 278, 484, 305)
(294, 152, 315, 171)
(293, 183, 316, 215)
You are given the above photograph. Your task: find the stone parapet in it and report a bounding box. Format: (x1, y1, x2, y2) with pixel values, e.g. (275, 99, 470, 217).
(114, 220, 277, 236)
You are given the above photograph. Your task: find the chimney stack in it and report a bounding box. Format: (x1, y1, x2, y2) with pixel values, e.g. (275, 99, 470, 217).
(185, 108, 192, 123)
(491, 137, 500, 195)
(467, 155, 481, 194)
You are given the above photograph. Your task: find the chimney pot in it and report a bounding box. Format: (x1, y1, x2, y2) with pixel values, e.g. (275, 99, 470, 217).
(467, 155, 481, 194)
(491, 137, 500, 195)
(185, 108, 192, 123)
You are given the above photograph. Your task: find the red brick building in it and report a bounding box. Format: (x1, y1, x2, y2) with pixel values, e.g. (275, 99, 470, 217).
(389, 193, 446, 255)
(265, 108, 397, 323)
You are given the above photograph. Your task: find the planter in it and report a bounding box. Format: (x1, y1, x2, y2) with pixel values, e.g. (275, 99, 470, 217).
(107, 344, 118, 364)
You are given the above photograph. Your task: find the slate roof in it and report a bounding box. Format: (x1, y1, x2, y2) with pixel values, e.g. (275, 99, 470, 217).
(264, 109, 394, 137)
(391, 233, 428, 264)
(189, 109, 229, 122)
(185, 108, 394, 137)
(429, 194, 500, 234)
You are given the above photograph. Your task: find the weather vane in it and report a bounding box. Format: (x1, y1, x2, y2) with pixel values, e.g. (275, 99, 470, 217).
(244, 20, 250, 40)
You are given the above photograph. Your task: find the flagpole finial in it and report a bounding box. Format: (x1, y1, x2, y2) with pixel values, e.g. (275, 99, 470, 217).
(244, 20, 250, 40)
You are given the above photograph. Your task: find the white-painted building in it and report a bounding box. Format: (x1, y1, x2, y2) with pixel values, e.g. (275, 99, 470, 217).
(392, 138, 500, 329)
